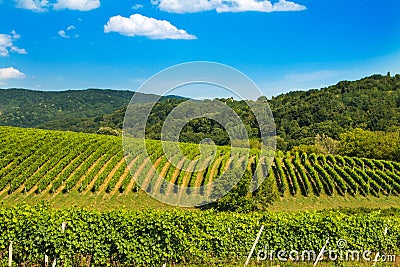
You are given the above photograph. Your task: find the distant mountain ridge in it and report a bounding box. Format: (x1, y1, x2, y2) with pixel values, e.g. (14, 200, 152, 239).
(0, 89, 186, 130)
(0, 89, 131, 128)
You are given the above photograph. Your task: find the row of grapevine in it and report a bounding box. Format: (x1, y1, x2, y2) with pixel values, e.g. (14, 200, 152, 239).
(41, 139, 98, 193)
(292, 153, 312, 196)
(0, 132, 40, 169)
(273, 157, 287, 196)
(1, 126, 400, 199)
(59, 140, 109, 193)
(91, 152, 124, 192)
(8, 138, 75, 193)
(0, 133, 57, 191)
(311, 162, 335, 196)
(302, 154, 324, 196)
(1, 204, 399, 266)
(375, 170, 400, 195)
(354, 168, 380, 197)
(78, 148, 121, 192)
(282, 153, 300, 196)
(343, 166, 369, 196)
(333, 164, 358, 196)
(105, 157, 134, 193)
(393, 161, 400, 172)
(321, 162, 347, 196)
(24, 138, 94, 192)
(365, 169, 391, 195)
(201, 153, 223, 189)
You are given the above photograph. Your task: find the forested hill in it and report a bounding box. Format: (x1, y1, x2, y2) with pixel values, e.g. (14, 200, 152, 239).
(271, 73, 400, 148)
(1, 73, 400, 149)
(0, 89, 185, 130)
(84, 73, 400, 149)
(0, 89, 132, 128)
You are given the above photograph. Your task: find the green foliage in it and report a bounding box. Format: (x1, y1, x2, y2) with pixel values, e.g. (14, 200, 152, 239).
(291, 144, 322, 156)
(0, 89, 133, 129)
(354, 168, 379, 197)
(337, 128, 400, 161)
(323, 162, 347, 196)
(303, 155, 324, 196)
(208, 169, 256, 212)
(293, 152, 312, 196)
(365, 169, 391, 195)
(283, 152, 300, 196)
(272, 74, 400, 149)
(253, 159, 279, 209)
(311, 160, 335, 196)
(333, 165, 358, 196)
(315, 134, 339, 154)
(343, 166, 369, 196)
(274, 156, 287, 196)
(96, 126, 121, 136)
(1, 204, 400, 266)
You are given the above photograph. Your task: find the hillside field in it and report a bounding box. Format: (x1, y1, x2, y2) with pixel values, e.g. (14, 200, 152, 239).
(1, 126, 400, 211)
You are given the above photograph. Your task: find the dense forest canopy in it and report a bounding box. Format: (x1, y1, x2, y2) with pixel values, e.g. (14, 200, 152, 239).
(271, 73, 400, 149)
(0, 89, 132, 127)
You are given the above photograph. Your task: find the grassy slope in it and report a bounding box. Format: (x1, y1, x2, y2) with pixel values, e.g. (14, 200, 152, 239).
(3, 191, 400, 212)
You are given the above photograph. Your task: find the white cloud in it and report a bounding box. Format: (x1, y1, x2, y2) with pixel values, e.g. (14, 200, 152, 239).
(0, 67, 26, 82)
(152, 0, 306, 13)
(58, 30, 69, 38)
(154, 0, 215, 13)
(54, 0, 100, 11)
(270, 0, 306, 12)
(14, 0, 49, 12)
(14, 0, 100, 12)
(104, 14, 197, 40)
(10, 46, 28, 54)
(0, 31, 27, 57)
(217, 0, 306, 12)
(132, 3, 143, 10)
(58, 25, 78, 38)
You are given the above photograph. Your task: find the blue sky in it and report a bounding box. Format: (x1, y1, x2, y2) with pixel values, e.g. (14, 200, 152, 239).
(0, 0, 399, 98)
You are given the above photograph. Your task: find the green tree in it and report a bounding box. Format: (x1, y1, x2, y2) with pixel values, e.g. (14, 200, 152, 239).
(315, 134, 339, 154)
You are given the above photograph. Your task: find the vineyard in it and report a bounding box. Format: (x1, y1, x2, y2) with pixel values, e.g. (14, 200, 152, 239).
(271, 152, 400, 198)
(1, 204, 400, 266)
(1, 126, 400, 201)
